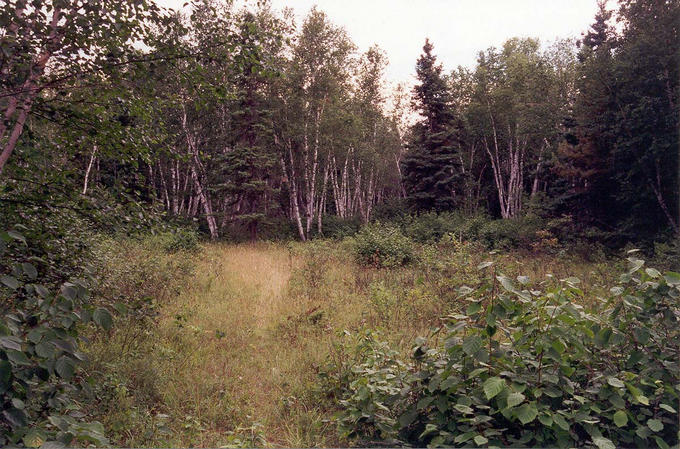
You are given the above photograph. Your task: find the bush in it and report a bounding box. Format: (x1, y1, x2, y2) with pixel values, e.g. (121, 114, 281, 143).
(477, 215, 544, 249)
(0, 229, 111, 447)
(149, 228, 200, 253)
(353, 223, 415, 268)
(327, 258, 680, 448)
(314, 216, 362, 240)
(402, 212, 462, 243)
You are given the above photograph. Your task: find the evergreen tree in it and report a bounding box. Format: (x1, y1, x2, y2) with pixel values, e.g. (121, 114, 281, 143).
(556, 1, 619, 232)
(401, 39, 461, 211)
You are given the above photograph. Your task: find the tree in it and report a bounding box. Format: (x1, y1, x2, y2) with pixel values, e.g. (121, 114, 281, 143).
(555, 2, 618, 230)
(0, 0, 173, 176)
(610, 0, 679, 237)
(469, 38, 569, 218)
(401, 39, 461, 212)
(275, 7, 355, 240)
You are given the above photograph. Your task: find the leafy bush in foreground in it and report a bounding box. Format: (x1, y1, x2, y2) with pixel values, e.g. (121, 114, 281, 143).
(1, 230, 112, 447)
(353, 223, 415, 268)
(325, 257, 680, 448)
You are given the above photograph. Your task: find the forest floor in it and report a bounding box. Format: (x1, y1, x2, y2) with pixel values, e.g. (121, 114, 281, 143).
(88, 238, 638, 447)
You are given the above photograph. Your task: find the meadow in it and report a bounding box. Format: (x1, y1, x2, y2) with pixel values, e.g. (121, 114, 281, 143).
(79, 227, 678, 448)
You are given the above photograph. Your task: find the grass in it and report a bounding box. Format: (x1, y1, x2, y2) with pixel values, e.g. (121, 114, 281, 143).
(84, 237, 631, 447)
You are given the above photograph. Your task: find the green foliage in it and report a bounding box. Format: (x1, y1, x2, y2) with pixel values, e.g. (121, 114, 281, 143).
(477, 215, 543, 250)
(149, 228, 200, 253)
(353, 223, 415, 268)
(315, 216, 362, 240)
(401, 212, 467, 243)
(0, 230, 110, 447)
(327, 258, 680, 447)
(402, 39, 461, 212)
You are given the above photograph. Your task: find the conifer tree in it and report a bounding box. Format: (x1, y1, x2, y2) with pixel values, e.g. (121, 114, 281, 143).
(401, 39, 461, 211)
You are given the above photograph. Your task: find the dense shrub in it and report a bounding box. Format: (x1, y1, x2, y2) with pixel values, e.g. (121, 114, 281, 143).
(314, 216, 362, 239)
(402, 212, 466, 243)
(149, 228, 200, 253)
(325, 258, 680, 448)
(477, 215, 544, 249)
(353, 223, 415, 268)
(0, 230, 111, 447)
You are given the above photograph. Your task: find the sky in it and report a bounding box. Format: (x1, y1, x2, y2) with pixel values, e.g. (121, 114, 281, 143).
(159, 0, 602, 85)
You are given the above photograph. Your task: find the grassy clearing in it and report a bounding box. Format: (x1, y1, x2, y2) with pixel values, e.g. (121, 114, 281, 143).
(85, 237, 632, 447)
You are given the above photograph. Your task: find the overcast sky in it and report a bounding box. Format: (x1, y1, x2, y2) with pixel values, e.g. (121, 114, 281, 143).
(159, 0, 602, 85)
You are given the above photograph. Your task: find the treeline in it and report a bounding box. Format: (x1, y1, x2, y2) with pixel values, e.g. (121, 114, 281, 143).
(403, 0, 679, 244)
(2, 0, 403, 241)
(1, 0, 678, 244)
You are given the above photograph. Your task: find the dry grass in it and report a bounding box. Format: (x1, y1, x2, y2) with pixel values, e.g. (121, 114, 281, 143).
(88, 238, 622, 447)
(118, 242, 362, 447)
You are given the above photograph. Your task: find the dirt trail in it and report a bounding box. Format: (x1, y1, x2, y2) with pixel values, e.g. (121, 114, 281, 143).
(158, 243, 332, 447)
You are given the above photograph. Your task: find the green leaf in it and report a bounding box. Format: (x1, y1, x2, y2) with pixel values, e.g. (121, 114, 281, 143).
(23, 429, 46, 448)
(506, 392, 525, 408)
(7, 230, 26, 244)
(515, 403, 538, 424)
(1, 275, 19, 290)
(645, 267, 661, 278)
(21, 262, 38, 280)
(592, 436, 615, 449)
(35, 342, 56, 358)
(473, 434, 488, 446)
(398, 407, 418, 427)
(93, 307, 113, 331)
(659, 404, 676, 413)
(613, 410, 628, 427)
(483, 376, 505, 400)
(538, 414, 553, 426)
(462, 335, 483, 356)
(498, 275, 516, 293)
(453, 431, 476, 443)
(626, 383, 649, 405)
(454, 404, 474, 414)
(607, 376, 624, 388)
(6, 350, 30, 365)
(627, 258, 644, 274)
(34, 284, 50, 297)
(553, 413, 569, 430)
(0, 360, 11, 390)
(663, 272, 680, 285)
(466, 302, 482, 315)
(2, 407, 28, 427)
(653, 436, 670, 449)
(647, 418, 663, 432)
(0, 336, 22, 351)
(55, 356, 75, 380)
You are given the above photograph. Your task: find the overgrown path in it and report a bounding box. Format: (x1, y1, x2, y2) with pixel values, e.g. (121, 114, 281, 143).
(156, 243, 335, 447)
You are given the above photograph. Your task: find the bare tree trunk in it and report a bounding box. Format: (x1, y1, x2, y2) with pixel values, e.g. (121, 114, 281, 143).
(82, 145, 98, 194)
(317, 162, 329, 234)
(281, 149, 306, 241)
(181, 102, 218, 238)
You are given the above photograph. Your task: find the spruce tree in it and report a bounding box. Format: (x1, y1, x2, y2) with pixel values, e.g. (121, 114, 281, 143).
(401, 39, 460, 211)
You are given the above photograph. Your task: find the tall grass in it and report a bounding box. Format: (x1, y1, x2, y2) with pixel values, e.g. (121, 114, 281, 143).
(84, 236, 627, 447)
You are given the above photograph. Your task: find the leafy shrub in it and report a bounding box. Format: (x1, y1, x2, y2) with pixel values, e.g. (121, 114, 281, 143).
(149, 228, 200, 253)
(372, 198, 410, 222)
(353, 223, 415, 268)
(654, 240, 680, 270)
(0, 230, 112, 447)
(477, 215, 544, 249)
(327, 258, 680, 448)
(314, 216, 362, 239)
(402, 212, 463, 243)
